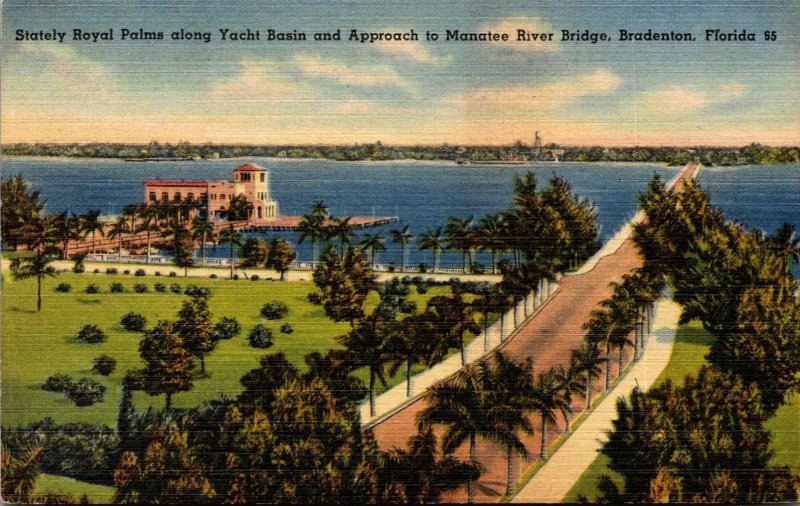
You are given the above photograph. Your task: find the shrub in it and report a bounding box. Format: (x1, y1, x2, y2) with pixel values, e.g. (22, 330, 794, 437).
(307, 292, 323, 305)
(106, 267, 118, 275)
(399, 300, 417, 314)
(210, 273, 218, 279)
(67, 379, 106, 407)
(154, 271, 161, 277)
(91, 355, 116, 376)
(260, 301, 289, 320)
(123, 269, 130, 275)
(233, 274, 239, 280)
(247, 325, 273, 349)
(184, 285, 211, 298)
(213, 317, 241, 340)
(133, 283, 148, 293)
(109, 282, 124, 293)
(120, 312, 147, 331)
(415, 283, 428, 295)
(135, 269, 146, 276)
(418, 262, 427, 273)
(154, 282, 166, 293)
(73, 259, 85, 273)
(92, 268, 100, 274)
(387, 264, 396, 273)
(84, 284, 100, 294)
(55, 283, 72, 293)
(250, 274, 260, 281)
(470, 262, 485, 275)
(74, 324, 107, 344)
(169, 283, 183, 294)
(169, 271, 177, 277)
(279, 323, 293, 334)
(401, 276, 412, 285)
(42, 374, 73, 392)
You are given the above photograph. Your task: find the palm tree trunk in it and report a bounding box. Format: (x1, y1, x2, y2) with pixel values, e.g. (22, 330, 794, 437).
(500, 313, 505, 341)
(468, 433, 476, 503)
(229, 224, 235, 279)
(483, 320, 489, 351)
(605, 343, 611, 390)
(565, 409, 572, 432)
(540, 414, 547, 459)
(201, 232, 206, 266)
(369, 368, 376, 417)
(513, 303, 519, 328)
(400, 243, 405, 272)
(506, 444, 514, 496)
(200, 355, 205, 373)
(406, 358, 412, 397)
(460, 337, 466, 366)
(491, 250, 497, 274)
(37, 274, 42, 312)
(462, 250, 467, 273)
(585, 372, 592, 410)
(146, 230, 152, 264)
(165, 392, 172, 410)
(63, 239, 69, 260)
(618, 347, 623, 372)
(92, 230, 97, 254)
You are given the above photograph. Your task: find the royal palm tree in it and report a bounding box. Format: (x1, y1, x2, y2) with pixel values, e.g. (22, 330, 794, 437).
(296, 213, 327, 264)
(1, 446, 43, 504)
(328, 216, 354, 258)
(479, 214, 507, 273)
(10, 251, 58, 312)
(416, 361, 497, 503)
(335, 313, 393, 417)
(19, 214, 58, 253)
(388, 314, 433, 397)
(191, 216, 215, 266)
(108, 216, 130, 259)
(135, 206, 160, 264)
(79, 209, 104, 254)
(358, 232, 386, 269)
(445, 216, 477, 273)
(426, 294, 480, 366)
(583, 309, 614, 390)
(531, 366, 570, 459)
(571, 340, 605, 410)
(471, 295, 496, 351)
(390, 225, 414, 272)
(769, 222, 800, 275)
(602, 288, 637, 373)
(554, 361, 586, 432)
(417, 226, 445, 272)
(53, 212, 81, 259)
(218, 226, 242, 280)
(122, 204, 140, 233)
(310, 200, 329, 219)
(221, 194, 253, 278)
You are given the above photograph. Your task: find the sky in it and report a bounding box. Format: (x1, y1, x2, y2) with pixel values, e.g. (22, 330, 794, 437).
(1, 0, 799, 146)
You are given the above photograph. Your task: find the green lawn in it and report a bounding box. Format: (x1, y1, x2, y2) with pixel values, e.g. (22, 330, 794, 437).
(1, 271, 450, 427)
(563, 320, 800, 502)
(34, 473, 115, 504)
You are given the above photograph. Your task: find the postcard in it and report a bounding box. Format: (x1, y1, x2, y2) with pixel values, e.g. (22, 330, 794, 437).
(1, 1, 798, 504)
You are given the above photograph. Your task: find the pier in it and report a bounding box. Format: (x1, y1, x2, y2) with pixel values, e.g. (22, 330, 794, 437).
(240, 215, 398, 232)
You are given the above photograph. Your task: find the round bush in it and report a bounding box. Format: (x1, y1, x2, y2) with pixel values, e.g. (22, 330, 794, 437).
(85, 284, 100, 294)
(233, 274, 240, 280)
(73, 262, 85, 274)
(169, 283, 182, 294)
(307, 292, 323, 305)
(279, 322, 293, 334)
(169, 271, 177, 277)
(154, 282, 166, 293)
(92, 268, 100, 274)
(55, 282, 72, 293)
(110, 282, 124, 293)
(209, 273, 218, 279)
(120, 312, 147, 332)
(247, 325, 274, 349)
(67, 379, 106, 407)
(184, 285, 211, 298)
(92, 355, 116, 376)
(123, 269, 130, 275)
(42, 374, 73, 392)
(106, 267, 118, 275)
(213, 317, 241, 340)
(260, 301, 289, 320)
(135, 269, 146, 277)
(399, 300, 417, 314)
(415, 283, 428, 295)
(154, 271, 162, 277)
(250, 274, 260, 281)
(75, 324, 107, 344)
(133, 283, 148, 293)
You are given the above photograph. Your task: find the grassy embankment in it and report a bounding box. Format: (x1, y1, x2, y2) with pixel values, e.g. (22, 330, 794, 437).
(2, 271, 466, 428)
(563, 320, 800, 502)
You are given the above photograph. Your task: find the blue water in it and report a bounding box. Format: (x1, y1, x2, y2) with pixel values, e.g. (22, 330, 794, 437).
(2, 158, 798, 271)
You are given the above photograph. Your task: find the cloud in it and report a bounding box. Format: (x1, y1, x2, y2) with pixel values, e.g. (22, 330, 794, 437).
(443, 69, 622, 111)
(366, 31, 444, 64)
(335, 98, 398, 115)
(480, 16, 558, 52)
(211, 60, 317, 102)
(639, 83, 746, 115)
(294, 55, 409, 87)
(16, 43, 118, 100)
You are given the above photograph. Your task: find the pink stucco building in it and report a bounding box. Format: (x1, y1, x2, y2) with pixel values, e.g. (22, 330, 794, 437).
(143, 163, 278, 221)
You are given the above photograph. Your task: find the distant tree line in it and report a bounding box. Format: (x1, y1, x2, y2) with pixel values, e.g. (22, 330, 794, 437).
(3, 141, 798, 165)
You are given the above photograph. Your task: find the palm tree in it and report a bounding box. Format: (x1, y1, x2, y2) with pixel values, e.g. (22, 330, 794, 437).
(554, 361, 586, 432)
(583, 309, 614, 390)
(445, 216, 476, 273)
(1, 446, 43, 504)
(335, 313, 392, 417)
(51, 212, 81, 259)
(471, 295, 496, 351)
(10, 251, 58, 311)
(310, 200, 329, 219)
(479, 214, 507, 273)
(358, 232, 386, 269)
(108, 216, 130, 259)
(531, 366, 571, 459)
(122, 204, 139, 233)
(390, 225, 414, 272)
(571, 340, 605, 410)
(221, 194, 253, 278)
(388, 314, 432, 397)
(769, 222, 800, 275)
(426, 294, 480, 366)
(191, 216, 215, 266)
(602, 287, 637, 373)
(328, 216, 353, 258)
(218, 226, 242, 280)
(296, 213, 326, 264)
(135, 206, 160, 264)
(416, 361, 495, 503)
(417, 226, 445, 272)
(79, 209, 104, 254)
(486, 352, 534, 496)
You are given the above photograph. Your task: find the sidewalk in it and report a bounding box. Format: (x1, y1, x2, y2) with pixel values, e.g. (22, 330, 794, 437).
(510, 297, 682, 504)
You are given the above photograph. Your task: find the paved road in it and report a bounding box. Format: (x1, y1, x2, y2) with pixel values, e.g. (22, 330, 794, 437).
(511, 297, 681, 503)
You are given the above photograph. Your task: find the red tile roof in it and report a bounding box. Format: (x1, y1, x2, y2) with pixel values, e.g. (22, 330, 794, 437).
(143, 180, 209, 188)
(233, 163, 266, 172)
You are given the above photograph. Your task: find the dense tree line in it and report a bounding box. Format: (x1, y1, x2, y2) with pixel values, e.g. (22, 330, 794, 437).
(585, 175, 800, 503)
(4, 141, 798, 165)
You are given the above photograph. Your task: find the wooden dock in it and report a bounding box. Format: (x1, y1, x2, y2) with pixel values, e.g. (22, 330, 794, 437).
(241, 215, 398, 232)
